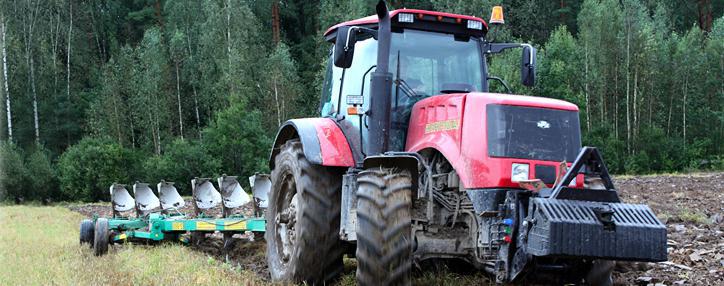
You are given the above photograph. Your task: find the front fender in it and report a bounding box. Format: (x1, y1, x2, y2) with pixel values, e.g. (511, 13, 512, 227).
(269, 118, 355, 169)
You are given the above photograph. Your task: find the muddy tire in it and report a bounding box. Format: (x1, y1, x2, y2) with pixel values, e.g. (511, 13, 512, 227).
(265, 140, 343, 284)
(586, 260, 614, 286)
(356, 168, 413, 286)
(80, 219, 95, 247)
(93, 218, 110, 256)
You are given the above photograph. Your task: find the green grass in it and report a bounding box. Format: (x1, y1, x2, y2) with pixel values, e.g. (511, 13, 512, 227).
(0, 205, 492, 285)
(677, 209, 711, 225)
(0, 206, 263, 285)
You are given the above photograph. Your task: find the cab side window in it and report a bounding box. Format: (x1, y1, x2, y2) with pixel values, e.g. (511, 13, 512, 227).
(319, 50, 335, 117)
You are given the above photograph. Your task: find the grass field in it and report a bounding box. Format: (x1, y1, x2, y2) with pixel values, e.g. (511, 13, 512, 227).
(0, 206, 263, 285)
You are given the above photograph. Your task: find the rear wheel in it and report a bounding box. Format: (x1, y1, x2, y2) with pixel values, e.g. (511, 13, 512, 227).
(356, 168, 413, 286)
(80, 219, 95, 247)
(265, 140, 343, 284)
(93, 218, 109, 256)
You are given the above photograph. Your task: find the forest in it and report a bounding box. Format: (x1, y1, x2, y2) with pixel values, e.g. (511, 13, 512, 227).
(0, 0, 722, 202)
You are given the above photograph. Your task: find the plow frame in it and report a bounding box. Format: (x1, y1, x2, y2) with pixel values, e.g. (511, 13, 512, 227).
(105, 214, 266, 243)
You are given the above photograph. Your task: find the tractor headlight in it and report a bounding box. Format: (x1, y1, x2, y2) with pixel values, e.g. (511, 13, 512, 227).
(511, 163, 529, 182)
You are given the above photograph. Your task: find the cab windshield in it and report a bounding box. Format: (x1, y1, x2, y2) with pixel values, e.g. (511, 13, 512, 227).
(320, 29, 485, 150)
(390, 30, 484, 98)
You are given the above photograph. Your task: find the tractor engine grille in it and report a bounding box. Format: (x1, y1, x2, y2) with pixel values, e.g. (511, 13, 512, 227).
(526, 198, 667, 262)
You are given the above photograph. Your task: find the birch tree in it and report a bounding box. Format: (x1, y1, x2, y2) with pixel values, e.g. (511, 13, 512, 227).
(1, 13, 11, 142)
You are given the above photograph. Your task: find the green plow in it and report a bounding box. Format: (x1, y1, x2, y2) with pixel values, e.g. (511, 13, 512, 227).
(79, 174, 271, 256)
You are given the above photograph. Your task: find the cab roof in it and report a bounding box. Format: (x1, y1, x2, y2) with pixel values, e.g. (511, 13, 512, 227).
(324, 9, 489, 42)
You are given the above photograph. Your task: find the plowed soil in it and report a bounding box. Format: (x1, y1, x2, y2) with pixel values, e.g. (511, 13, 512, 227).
(614, 173, 723, 285)
(69, 172, 724, 285)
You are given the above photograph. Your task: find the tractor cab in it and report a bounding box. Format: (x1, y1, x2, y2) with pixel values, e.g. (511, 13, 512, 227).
(321, 8, 536, 153)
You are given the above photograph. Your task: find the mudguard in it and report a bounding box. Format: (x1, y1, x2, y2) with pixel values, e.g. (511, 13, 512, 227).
(269, 118, 354, 168)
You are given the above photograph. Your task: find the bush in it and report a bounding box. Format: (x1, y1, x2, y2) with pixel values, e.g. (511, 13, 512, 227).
(57, 138, 143, 202)
(24, 146, 58, 201)
(202, 101, 272, 179)
(143, 138, 221, 195)
(0, 143, 28, 201)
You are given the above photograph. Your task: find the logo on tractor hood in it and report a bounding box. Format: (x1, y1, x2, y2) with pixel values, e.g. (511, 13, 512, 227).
(537, 120, 550, 129)
(425, 119, 459, 134)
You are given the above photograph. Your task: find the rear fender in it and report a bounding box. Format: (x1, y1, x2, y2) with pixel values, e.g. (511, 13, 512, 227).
(269, 118, 355, 168)
(362, 153, 422, 190)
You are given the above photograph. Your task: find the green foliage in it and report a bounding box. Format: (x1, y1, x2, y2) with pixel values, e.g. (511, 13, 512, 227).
(1, 0, 722, 200)
(24, 145, 57, 201)
(142, 139, 221, 195)
(202, 101, 272, 179)
(0, 143, 27, 201)
(57, 138, 142, 202)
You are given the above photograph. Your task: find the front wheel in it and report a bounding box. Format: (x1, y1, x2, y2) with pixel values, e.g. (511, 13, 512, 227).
(265, 140, 343, 284)
(356, 168, 413, 286)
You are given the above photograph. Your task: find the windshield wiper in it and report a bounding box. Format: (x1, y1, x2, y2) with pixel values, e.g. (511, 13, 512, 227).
(394, 78, 419, 98)
(393, 50, 420, 102)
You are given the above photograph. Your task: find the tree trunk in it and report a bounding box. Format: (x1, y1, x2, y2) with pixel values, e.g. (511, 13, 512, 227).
(633, 69, 638, 143)
(625, 16, 631, 154)
(667, 92, 674, 135)
(683, 76, 687, 147)
(697, 0, 713, 32)
(584, 43, 591, 132)
(31, 56, 39, 143)
(175, 62, 184, 140)
(226, 0, 233, 95)
(66, 1, 72, 145)
(192, 85, 201, 138)
(67, 1, 72, 100)
(1, 14, 11, 142)
(273, 77, 281, 126)
(271, 1, 280, 45)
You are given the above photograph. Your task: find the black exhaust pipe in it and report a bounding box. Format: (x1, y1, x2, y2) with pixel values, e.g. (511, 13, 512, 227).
(367, 1, 393, 156)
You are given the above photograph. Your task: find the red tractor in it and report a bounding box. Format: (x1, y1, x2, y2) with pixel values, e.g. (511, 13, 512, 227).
(264, 2, 666, 285)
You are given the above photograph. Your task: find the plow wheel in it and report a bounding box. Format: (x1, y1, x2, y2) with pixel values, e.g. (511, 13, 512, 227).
(79, 219, 95, 247)
(266, 140, 343, 284)
(93, 218, 110, 256)
(356, 168, 413, 286)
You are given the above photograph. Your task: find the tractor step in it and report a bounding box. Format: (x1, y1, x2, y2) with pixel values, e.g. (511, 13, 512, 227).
(526, 198, 667, 262)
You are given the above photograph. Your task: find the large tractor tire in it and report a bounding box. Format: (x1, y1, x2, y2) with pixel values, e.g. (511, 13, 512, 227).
(265, 140, 344, 284)
(93, 218, 110, 256)
(79, 219, 95, 247)
(356, 168, 413, 286)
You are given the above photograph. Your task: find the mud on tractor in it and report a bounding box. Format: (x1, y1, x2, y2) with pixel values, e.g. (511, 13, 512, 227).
(264, 2, 667, 285)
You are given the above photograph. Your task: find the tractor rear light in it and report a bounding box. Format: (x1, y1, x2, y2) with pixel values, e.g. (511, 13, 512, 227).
(511, 163, 529, 182)
(467, 20, 483, 30)
(398, 13, 414, 23)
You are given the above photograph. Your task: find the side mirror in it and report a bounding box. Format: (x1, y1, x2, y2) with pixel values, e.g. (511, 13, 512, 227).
(521, 45, 536, 87)
(334, 26, 357, 68)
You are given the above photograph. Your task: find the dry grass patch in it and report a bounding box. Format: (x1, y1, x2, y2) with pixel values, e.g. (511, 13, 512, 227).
(0, 206, 264, 285)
